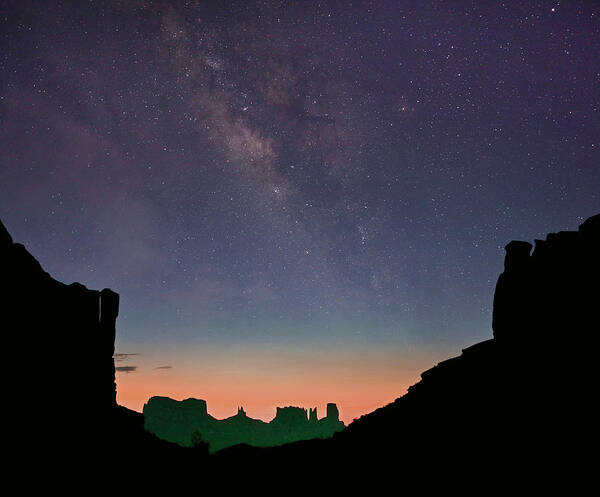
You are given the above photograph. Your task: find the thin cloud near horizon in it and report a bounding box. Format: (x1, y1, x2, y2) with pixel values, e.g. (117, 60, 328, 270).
(115, 366, 138, 374)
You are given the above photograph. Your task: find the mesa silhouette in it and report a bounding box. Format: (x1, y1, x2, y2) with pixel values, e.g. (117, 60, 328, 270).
(2, 213, 598, 484)
(143, 397, 344, 452)
(211, 213, 600, 478)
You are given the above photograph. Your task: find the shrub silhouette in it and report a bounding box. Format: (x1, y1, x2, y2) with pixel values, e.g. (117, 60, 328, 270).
(190, 429, 209, 454)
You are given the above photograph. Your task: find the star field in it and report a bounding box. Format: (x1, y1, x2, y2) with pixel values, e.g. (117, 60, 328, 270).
(1, 0, 598, 422)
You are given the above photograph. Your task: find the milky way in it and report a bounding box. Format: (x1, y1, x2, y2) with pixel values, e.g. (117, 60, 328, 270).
(1, 1, 598, 422)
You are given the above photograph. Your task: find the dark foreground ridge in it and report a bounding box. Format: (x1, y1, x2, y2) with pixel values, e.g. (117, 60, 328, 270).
(1, 219, 194, 475)
(143, 397, 344, 452)
(3, 214, 598, 485)
(214, 214, 599, 479)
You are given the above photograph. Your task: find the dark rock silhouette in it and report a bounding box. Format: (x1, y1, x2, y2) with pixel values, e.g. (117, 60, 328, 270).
(1, 218, 199, 476)
(143, 397, 345, 452)
(212, 213, 599, 484)
(3, 213, 598, 487)
(2, 220, 117, 431)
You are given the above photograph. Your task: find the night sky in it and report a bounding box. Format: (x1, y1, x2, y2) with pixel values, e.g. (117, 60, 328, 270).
(1, 1, 598, 423)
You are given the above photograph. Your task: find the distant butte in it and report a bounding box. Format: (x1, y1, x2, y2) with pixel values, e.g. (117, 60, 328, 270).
(143, 397, 345, 452)
(2, 213, 598, 486)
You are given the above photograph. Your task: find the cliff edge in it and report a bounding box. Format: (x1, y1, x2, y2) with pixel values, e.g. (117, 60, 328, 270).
(1, 219, 192, 474)
(215, 214, 600, 482)
(3, 214, 598, 484)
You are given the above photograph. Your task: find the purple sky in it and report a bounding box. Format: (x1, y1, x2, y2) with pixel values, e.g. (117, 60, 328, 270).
(1, 0, 598, 420)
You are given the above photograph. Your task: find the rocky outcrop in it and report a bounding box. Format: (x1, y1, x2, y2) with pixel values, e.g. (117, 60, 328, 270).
(143, 396, 345, 452)
(1, 219, 118, 433)
(5, 212, 597, 483)
(1, 218, 191, 472)
(214, 214, 599, 482)
(493, 214, 599, 349)
(273, 406, 309, 425)
(326, 402, 340, 421)
(343, 215, 598, 442)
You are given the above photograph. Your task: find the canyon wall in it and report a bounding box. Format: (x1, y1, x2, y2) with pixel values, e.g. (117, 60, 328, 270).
(1, 219, 119, 449)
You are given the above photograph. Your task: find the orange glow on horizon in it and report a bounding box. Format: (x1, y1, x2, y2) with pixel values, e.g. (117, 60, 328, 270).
(115, 347, 434, 425)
